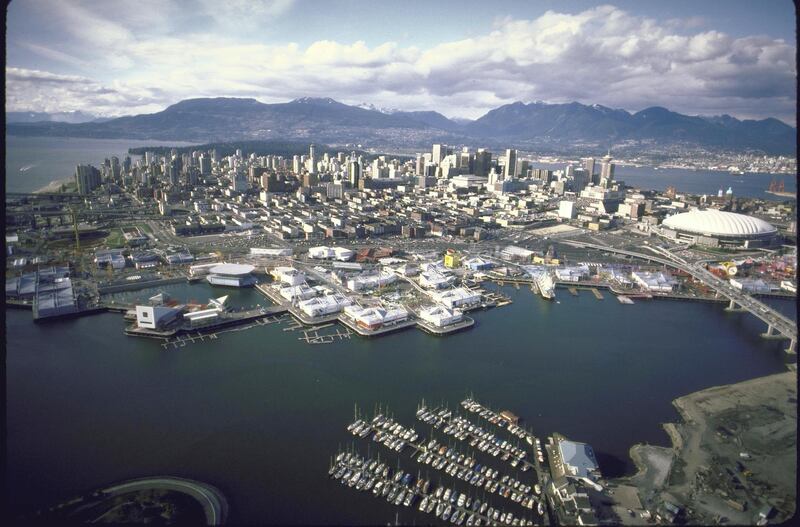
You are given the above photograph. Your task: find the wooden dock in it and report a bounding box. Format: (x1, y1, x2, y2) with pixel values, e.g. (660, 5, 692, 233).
(591, 288, 604, 300)
(298, 327, 353, 344)
(568, 287, 578, 296)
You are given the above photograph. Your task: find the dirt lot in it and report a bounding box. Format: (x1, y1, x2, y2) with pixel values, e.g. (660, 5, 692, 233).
(617, 371, 796, 524)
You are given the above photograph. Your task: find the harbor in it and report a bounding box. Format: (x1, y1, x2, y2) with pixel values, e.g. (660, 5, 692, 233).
(6, 282, 793, 524)
(331, 397, 552, 526)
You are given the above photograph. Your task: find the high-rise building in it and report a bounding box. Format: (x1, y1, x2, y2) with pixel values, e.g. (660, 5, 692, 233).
(168, 158, 180, 186)
(583, 158, 597, 184)
(600, 152, 615, 182)
(308, 144, 317, 175)
(347, 154, 361, 187)
(458, 148, 471, 170)
(473, 149, 492, 178)
(572, 168, 590, 193)
(503, 149, 517, 180)
(415, 154, 424, 176)
(75, 164, 101, 194)
(292, 155, 301, 174)
(199, 154, 211, 176)
(432, 144, 447, 165)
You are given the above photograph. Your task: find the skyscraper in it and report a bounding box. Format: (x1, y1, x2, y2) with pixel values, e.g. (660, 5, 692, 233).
(583, 158, 597, 184)
(199, 154, 211, 176)
(473, 149, 492, 178)
(503, 149, 517, 180)
(600, 152, 615, 182)
(308, 144, 317, 175)
(432, 144, 445, 165)
(347, 154, 361, 187)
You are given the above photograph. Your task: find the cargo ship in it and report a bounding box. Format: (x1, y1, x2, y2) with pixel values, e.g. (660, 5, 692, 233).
(536, 273, 555, 300)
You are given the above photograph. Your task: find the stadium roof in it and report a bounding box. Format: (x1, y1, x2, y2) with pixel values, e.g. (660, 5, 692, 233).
(663, 210, 776, 237)
(209, 263, 255, 276)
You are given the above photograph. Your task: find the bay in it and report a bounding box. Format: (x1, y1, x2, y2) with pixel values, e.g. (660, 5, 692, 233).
(4, 136, 196, 193)
(6, 282, 790, 524)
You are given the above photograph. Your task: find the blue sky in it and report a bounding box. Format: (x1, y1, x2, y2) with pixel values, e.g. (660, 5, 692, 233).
(6, 0, 797, 123)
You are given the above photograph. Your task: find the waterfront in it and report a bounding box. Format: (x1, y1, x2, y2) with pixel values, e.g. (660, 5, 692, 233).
(5, 136, 795, 199)
(529, 162, 796, 201)
(6, 282, 791, 524)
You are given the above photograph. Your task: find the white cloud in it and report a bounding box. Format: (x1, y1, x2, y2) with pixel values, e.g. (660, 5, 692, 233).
(6, 4, 796, 124)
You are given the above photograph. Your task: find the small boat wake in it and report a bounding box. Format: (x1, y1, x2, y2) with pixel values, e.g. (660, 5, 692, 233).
(19, 164, 37, 172)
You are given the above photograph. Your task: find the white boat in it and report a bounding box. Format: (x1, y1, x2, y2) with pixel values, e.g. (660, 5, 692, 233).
(536, 272, 555, 300)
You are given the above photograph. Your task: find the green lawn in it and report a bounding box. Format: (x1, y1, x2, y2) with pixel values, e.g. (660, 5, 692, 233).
(104, 229, 126, 248)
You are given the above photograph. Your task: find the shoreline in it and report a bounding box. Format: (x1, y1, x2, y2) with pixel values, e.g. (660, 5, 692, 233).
(32, 176, 74, 194)
(617, 370, 797, 523)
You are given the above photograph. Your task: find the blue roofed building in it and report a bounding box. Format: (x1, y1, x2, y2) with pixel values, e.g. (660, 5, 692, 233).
(557, 439, 601, 481)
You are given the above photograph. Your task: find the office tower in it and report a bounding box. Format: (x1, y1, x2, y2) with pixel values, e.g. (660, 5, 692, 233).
(211, 149, 219, 162)
(458, 148, 471, 170)
(432, 144, 447, 165)
(144, 151, 154, 166)
(292, 155, 301, 174)
(122, 156, 131, 174)
(473, 149, 492, 177)
(503, 149, 517, 179)
(572, 168, 589, 193)
(75, 164, 101, 194)
(415, 154, 424, 176)
(583, 158, 597, 184)
(517, 159, 529, 178)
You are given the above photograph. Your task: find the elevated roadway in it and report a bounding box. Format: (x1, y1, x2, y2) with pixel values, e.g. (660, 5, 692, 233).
(560, 240, 797, 353)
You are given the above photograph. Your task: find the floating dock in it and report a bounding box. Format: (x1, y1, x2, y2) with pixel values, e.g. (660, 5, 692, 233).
(416, 317, 475, 336)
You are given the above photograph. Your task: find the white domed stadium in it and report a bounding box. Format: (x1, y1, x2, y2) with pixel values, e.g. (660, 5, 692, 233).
(661, 209, 778, 248)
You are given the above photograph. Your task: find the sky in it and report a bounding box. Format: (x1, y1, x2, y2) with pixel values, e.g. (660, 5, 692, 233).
(5, 0, 797, 124)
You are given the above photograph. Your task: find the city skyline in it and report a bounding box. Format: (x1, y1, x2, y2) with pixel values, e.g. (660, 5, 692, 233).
(5, 0, 797, 124)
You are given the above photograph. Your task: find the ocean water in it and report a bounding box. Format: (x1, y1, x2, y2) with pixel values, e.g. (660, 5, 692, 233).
(6, 282, 791, 524)
(5, 136, 195, 193)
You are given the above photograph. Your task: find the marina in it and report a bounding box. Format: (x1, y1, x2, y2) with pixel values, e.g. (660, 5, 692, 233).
(331, 397, 553, 526)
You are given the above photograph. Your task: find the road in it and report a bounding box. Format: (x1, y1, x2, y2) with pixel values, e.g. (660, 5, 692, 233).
(101, 476, 228, 525)
(559, 240, 797, 343)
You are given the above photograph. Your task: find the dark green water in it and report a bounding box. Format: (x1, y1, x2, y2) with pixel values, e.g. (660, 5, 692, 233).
(6, 283, 791, 524)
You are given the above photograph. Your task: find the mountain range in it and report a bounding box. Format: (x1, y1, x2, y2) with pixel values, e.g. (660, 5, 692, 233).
(6, 110, 109, 124)
(6, 97, 796, 154)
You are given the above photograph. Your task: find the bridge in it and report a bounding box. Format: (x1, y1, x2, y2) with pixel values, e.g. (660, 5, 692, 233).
(560, 240, 797, 353)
